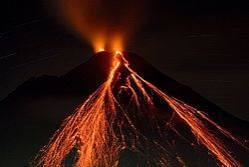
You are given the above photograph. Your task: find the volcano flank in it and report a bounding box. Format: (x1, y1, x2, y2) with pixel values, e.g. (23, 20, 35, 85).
(0, 52, 248, 167)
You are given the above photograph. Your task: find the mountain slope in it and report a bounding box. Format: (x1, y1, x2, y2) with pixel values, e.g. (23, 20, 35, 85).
(0, 51, 248, 166)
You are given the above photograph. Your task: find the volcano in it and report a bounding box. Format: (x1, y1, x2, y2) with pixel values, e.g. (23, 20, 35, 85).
(0, 52, 248, 167)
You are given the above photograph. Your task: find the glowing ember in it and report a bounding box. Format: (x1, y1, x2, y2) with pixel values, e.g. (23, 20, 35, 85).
(35, 52, 246, 167)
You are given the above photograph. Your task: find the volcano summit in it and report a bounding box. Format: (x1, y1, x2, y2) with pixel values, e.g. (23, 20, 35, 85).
(0, 52, 248, 167)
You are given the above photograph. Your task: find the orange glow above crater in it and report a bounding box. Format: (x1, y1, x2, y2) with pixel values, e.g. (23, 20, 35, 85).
(93, 35, 124, 53)
(56, 0, 146, 52)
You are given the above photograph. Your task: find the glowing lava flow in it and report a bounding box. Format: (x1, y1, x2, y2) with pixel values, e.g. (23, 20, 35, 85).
(35, 52, 246, 167)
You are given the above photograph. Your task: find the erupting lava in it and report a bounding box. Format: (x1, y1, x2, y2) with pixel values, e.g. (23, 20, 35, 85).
(35, 51, 246, 167)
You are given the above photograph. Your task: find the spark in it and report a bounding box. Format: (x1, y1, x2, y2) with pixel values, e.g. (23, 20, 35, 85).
(9, 54, 60, 70)
(0, 19, 43, 37)
(35, 52, 246, 167)
(0, 52, 16, 60)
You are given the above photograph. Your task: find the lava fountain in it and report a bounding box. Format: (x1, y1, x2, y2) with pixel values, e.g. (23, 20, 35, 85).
(35, 51, 247, 167)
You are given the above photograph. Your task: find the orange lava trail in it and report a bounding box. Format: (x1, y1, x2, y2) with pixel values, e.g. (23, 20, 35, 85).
(35, 52, 246, 167)
(126, 63, 243, 167)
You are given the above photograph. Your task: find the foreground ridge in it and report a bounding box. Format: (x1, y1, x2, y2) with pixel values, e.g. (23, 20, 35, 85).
(35, 52, 247, 167)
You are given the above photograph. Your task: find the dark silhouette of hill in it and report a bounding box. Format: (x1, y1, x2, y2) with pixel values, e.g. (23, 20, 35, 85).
(0, 51, 248, 166)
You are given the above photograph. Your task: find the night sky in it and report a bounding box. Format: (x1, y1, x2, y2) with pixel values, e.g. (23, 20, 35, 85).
(0, 0, 249, 120)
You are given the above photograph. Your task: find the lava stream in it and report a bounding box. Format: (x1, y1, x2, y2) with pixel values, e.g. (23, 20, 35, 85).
(35, 52, 246, 167)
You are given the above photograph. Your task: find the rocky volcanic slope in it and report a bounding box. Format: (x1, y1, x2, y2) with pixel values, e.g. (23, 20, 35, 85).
(0, 52, 248, 166)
